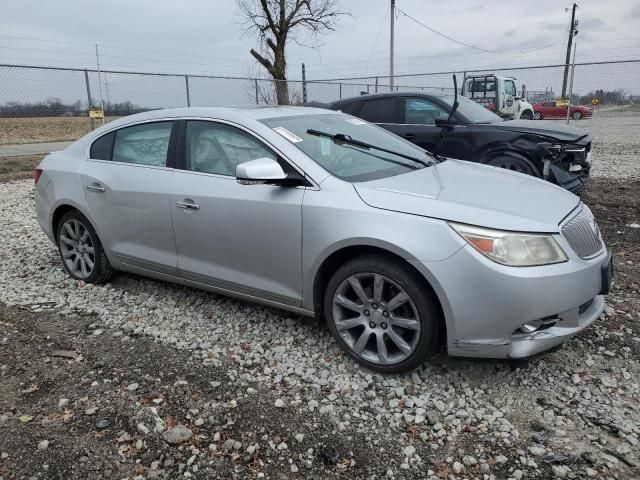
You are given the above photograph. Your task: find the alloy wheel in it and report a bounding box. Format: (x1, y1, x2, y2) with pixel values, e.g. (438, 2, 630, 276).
(59, 219, 95, 279)
(332, 273, 421, 365)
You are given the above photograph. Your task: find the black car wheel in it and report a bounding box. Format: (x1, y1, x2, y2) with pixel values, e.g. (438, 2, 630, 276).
(520, 110, 533, 120)
(486, 154, 540, 177)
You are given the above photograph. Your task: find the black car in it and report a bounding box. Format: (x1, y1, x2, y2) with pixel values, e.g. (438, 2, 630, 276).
(329, 93, 593, 192)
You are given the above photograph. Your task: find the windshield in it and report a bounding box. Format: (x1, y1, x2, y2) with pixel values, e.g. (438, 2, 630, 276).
(440, 95, 503, 124)
(260, 113, 436, 182)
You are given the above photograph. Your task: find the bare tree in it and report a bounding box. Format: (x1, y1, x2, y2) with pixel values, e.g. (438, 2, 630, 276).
(237, 0, 345, 105)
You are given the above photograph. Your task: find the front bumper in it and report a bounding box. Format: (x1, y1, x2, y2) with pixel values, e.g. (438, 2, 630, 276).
(411, 241, 608, 359)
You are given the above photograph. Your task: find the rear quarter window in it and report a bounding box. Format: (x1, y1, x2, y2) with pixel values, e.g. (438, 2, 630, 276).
(89, 132, 115, 160)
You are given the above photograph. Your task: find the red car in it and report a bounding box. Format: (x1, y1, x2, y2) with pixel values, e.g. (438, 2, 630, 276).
(533, 102, 593, 120)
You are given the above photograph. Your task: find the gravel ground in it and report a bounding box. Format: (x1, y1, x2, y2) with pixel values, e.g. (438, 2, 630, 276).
(0, 161, 639, 478)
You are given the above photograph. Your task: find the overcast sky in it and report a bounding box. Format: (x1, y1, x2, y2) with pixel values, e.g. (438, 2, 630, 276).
(1, 0, 638, 79)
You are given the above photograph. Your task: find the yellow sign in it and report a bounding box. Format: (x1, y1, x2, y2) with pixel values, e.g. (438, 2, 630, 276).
(556, 99, 569, 107)
(591, 97, 600, 105)
(89, 108, 104, 119)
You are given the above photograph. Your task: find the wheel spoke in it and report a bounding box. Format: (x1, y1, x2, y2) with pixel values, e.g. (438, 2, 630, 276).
(386, 291, 409, 311)
(72, 256, 81, 272)
(60, 235, 74, 247)
(80, 230, 89, 243)
(390, 315, 419, 330)
(84, 245, 95, 254)
(84, 255, 94, 270)
(372, 274, 384, 303)
(335, 316, 366, 331)
(335, 294, 363, 313)
(376, 332, 389, 365)
(62, 250, 75, 259)
(387, 329, 412, 354)
(348, 276, 369, 304)
(352, 330, 371, 354)
(73, 221, 81, 239)
(80, 257, 88, 277)
(64, 222, 76, 239)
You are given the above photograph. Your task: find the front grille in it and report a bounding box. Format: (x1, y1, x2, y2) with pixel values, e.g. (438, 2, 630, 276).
(561, 205, 603, 258)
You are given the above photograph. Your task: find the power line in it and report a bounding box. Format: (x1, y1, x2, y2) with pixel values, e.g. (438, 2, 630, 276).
(395, 7, 567, 54)
(362, 3, 389, 75)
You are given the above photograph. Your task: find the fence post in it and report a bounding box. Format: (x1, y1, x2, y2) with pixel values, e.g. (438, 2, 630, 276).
(185, 75, 191, 107)
(254, 79, 259, 104)
(84, 69, 95, 130)
(301, 63, 307, 104)
(461, 71, 467, 96)
(375, 77, 378, 93)
(339, 83, 342, 99)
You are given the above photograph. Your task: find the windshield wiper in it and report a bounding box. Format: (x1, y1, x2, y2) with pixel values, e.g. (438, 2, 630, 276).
(306, 129, 432, 168)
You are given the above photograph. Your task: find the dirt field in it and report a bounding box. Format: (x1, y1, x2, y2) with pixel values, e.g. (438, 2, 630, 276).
(0, 155, 41, 182)
(0, 117, 118, 145)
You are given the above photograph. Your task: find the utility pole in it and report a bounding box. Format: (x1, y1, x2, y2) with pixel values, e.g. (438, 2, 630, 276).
(561, 3, 578, 99)
(95, 44, 105, 126)
(566, 41, 578, 124)
(389, 0, 395, 91)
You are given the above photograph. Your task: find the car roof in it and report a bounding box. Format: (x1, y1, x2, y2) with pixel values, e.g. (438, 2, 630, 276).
(102, 105, 338, 130)
(331, 91, 451, 106)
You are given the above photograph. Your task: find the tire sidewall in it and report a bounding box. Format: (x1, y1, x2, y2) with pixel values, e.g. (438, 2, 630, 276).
(323, 256, 440, 373)
(486, 154, 540, 178)
(56, 211, 104, 283)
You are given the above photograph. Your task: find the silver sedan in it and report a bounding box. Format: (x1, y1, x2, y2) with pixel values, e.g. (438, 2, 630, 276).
(35, 106, 612, 373)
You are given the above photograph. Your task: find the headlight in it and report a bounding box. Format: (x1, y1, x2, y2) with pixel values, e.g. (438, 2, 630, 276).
(450, 223, 567, 266)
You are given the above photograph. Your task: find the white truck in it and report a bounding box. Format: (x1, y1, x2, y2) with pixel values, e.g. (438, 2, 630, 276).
(462, 74, 534, 120)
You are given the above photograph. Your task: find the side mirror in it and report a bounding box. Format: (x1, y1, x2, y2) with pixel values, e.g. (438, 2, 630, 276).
(236, 158, 287, 185)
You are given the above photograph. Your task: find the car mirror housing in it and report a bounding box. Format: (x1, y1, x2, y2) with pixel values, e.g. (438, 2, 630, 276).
(236, 158, 287, 185)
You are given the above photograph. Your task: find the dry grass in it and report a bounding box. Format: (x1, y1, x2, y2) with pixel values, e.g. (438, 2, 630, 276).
(0, 155, 43, 182)
(0, 117, 119, 145)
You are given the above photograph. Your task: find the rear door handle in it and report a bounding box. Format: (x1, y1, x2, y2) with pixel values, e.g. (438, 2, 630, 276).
(86, 183, 105, 193)
(175, 200, 200, 210)
(403, 133, 416, 139)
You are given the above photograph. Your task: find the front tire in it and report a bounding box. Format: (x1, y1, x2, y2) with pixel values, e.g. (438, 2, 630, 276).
(572, 111, 582, 120)
(56, 211, 114, 284)
(323, 255, 441, 373)
(533, 112, 542, 120)
(486, 154, 540, 177)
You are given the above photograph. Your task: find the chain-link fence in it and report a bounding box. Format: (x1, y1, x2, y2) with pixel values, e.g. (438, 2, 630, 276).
(1, 60, 639, 147)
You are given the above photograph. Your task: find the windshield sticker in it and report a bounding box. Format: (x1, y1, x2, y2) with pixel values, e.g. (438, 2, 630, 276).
(345, 118, 367, 125)
(320, 137, 332, 156)
(273, 126, 303, 143)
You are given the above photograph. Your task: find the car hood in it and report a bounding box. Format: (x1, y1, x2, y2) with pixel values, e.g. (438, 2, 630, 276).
(353, 160, 580, 232)
(489, 119, 589, 142)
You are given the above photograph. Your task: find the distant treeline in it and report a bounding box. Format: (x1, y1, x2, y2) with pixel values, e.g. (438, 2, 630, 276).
(0, 98, 145, 118)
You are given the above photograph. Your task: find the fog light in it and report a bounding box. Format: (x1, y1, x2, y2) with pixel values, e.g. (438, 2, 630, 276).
(520, 320, 543, 333)
(517, 318, 558, 334)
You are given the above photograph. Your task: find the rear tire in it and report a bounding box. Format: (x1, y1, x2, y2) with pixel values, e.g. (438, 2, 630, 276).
(486, 154, 540, 177)
(572, 111, 582, 120)
(323, 255, 441, 373)
(56, 210, 115, 284)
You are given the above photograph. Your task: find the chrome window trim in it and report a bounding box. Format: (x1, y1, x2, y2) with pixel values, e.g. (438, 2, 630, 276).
(84, 116, 320, 190)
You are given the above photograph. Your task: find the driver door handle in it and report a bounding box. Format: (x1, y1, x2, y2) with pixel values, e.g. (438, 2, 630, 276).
(86, 183, 105, 193)
(176, 200, 200, 210)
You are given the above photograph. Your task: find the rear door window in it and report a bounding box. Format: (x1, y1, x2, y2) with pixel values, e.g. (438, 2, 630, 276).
(358, 98, 397, 123)
(112, 122, 173, 167)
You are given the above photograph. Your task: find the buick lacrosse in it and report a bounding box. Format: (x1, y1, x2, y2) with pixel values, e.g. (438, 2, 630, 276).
(35, 106, 612, 373)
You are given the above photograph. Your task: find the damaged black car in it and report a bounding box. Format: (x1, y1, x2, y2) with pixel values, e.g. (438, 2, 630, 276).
(329, 93, 592, 192)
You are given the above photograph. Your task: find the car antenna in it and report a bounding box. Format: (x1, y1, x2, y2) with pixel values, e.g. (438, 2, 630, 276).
(433, 74, 459, 161)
